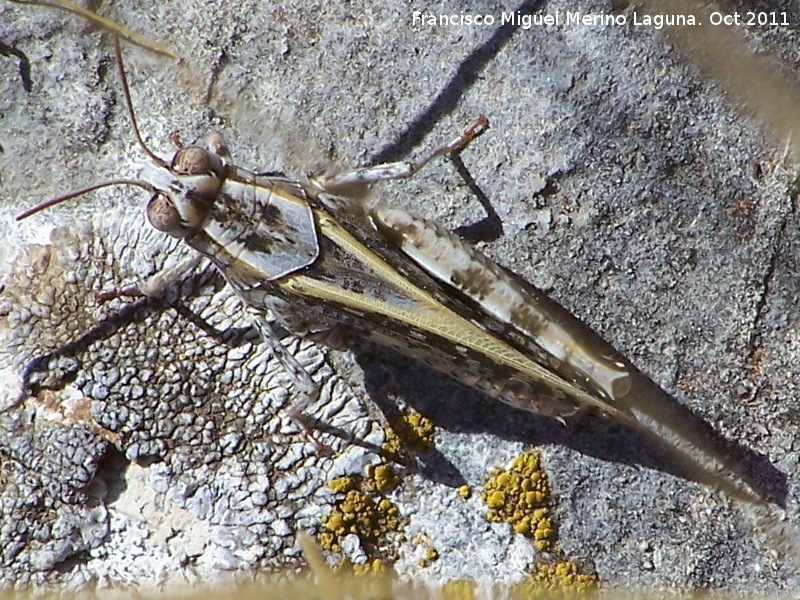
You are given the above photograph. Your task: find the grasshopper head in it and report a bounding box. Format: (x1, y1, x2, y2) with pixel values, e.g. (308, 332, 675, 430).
(16, 36, 225, 242)
(144, 145, 226, 239)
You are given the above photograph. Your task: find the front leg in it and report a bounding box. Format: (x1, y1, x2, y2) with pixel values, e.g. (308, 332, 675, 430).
(96, 254, 204, 302)
(312, 115, 489, 193)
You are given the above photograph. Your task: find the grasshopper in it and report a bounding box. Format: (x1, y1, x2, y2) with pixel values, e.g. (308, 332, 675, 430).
(17, 37, 768, 506)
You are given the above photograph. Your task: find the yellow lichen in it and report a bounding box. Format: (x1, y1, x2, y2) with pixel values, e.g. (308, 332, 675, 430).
(416, 544, 440, 568)
(319, 483, 402, 556)
(366, 463, 399, 493)
(458, 484, 471, 500)
(382, 411, 437, 458)
(394, 411, 436, 450)
(381, 428, 404, 462)
(482, 452, 555, 551)
(327, 476, 356, 494)
(510, 560, 598, 598)
(380, 411, 436, 467)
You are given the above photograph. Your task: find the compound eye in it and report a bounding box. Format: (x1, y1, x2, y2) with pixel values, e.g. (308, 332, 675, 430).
(147, 193, 181, 233)
(172, 147, 212, 175)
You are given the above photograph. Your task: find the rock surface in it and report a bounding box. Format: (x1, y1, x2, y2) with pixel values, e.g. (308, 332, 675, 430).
(1, 0, 799, 595)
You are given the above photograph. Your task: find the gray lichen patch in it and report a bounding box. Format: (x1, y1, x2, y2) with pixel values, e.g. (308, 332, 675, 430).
(0, 415, 111, 576)
(0, 211, 386, 587)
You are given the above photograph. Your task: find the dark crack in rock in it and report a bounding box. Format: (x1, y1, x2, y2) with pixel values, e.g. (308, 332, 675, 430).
(1, 211, 385, 588)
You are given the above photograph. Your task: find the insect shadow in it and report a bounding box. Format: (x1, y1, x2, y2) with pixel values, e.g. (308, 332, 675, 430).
(449, 154, 504, 243)
(370, 0, 546, 166)
(351, 338, 788, 508)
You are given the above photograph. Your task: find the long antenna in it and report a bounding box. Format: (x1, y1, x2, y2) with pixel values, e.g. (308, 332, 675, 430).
(17, 36, 168, 222)
(16, 179, 154, 221)
(113, 35, 168, 169)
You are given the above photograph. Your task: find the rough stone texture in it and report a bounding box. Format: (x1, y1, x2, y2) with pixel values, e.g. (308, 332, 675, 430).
(0, 210, 383, 588)
(1, 0, 799, 595)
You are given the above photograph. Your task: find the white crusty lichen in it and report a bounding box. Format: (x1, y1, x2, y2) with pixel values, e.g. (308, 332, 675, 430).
(0, 210, 385, 588)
